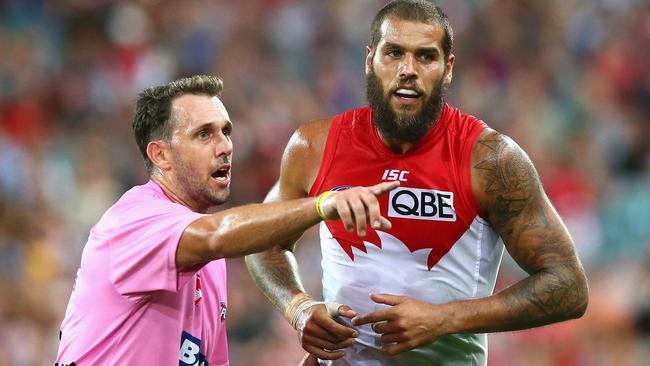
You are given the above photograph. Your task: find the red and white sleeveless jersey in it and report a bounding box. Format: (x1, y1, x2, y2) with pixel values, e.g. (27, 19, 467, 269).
(309, 104, 504, 365)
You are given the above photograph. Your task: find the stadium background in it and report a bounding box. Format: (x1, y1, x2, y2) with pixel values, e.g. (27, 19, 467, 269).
(0, 0, 649, 365)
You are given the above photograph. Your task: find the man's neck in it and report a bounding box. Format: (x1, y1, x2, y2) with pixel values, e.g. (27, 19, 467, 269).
(376, 132, 417, 155)
(150, 173, 202, 213)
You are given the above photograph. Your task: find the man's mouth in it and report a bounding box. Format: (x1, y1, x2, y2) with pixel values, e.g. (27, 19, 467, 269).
(393, 88, 421, 101)
(211, 165, 231, 183)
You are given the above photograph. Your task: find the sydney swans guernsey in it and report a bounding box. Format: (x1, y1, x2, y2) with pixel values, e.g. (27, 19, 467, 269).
(310, 104, 504, 364)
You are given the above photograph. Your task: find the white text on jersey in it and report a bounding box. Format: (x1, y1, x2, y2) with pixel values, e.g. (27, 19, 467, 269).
(382, 169, 409, 182)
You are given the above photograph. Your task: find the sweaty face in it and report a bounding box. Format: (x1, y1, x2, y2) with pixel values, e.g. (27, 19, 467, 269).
(167, 94, 233, 211)
(366, 18, 452, 144)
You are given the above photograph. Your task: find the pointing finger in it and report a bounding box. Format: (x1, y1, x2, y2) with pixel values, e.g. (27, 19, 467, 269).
(351, 308, 393, 326)
(370, 293, 405, 306)
(369, 181, 400, 196)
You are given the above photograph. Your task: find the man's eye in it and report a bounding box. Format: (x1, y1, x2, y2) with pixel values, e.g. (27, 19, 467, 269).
(198, 130, 211, 138)
(222, 128, 232, 137)
(387, 50, 402, 57)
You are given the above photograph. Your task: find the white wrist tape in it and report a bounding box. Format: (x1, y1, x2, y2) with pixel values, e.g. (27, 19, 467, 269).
(285, 294, 344, 330)
(290, 300, 322, 330)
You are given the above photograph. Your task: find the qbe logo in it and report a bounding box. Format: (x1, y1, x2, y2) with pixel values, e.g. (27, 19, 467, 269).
(179, 331, 207, 366)
(388, 187, 456, 222)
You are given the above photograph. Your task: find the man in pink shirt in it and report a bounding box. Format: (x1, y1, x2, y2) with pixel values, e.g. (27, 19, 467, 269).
(54, 75, 398, 366)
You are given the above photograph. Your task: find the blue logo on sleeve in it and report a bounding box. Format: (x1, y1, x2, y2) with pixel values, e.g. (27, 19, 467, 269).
(331, 185, 352, 191)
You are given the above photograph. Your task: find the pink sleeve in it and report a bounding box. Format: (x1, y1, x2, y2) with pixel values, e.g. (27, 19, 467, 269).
(106, 199, 205, 296)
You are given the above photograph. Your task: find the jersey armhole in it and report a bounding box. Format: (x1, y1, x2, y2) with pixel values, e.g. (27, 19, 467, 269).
(462, 121, 489, 220)
(308, 115, 343, 197)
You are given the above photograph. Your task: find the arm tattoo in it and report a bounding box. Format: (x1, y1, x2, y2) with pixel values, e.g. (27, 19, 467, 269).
(473, 135, 588, 327)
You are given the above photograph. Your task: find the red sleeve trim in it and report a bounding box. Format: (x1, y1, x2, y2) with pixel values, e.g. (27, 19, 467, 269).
(308, 113, 344, 197)
(461, 118, 488, 220)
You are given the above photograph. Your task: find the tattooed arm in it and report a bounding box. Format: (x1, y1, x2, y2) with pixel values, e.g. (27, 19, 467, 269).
(352, 129, 588, 355)
(465, 129, 588, 329)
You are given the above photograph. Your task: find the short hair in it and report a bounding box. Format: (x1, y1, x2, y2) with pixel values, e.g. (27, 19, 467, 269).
(132, 75, 224, 173)
(369, 0, 453, 61)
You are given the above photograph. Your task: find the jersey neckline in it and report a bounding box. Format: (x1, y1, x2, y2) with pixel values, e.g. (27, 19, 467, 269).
(368, 103, 451, 158)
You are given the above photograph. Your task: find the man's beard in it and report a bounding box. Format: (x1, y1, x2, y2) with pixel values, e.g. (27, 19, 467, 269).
(173, 156, 230, 211)
(366, 68, 445, 144)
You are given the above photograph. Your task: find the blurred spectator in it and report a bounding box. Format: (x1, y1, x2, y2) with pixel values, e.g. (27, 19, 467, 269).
(0, 1, 648, 365)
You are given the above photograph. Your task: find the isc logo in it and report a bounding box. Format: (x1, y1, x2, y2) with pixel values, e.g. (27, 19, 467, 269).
(382, 169, 409, 182)
(179, 331, 207, 366)
(388, 187, 456, 221)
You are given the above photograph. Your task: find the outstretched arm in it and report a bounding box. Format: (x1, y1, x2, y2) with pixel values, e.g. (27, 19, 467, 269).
(352, 129, 588, 355)
(176, 117, 396, 273)
(178, 178, 395, 270)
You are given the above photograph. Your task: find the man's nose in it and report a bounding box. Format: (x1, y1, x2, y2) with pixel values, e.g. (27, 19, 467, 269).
(398, 54, 417, 79)
(216, 135, 233, 157)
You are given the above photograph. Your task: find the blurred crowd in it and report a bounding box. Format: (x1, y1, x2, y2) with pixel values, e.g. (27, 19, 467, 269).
(0, 0, 649, 365)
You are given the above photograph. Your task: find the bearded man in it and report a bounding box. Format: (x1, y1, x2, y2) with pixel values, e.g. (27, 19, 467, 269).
(246, 1, 588, 365)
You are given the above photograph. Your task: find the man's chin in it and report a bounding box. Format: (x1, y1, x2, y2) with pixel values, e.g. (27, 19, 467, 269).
(393, 108, 422, 123)
(206, 190, 230, 207)
(391, 101, 421, 114)
(213, 194, 230, 206)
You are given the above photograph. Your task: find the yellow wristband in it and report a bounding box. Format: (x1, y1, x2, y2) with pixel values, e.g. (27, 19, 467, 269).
(316, 191, 335, 220)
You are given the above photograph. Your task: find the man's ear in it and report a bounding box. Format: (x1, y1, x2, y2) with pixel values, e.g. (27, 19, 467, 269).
(444, 53, 455, 85)
(365, 46, 374, 75)
(147, 140, 172, 171)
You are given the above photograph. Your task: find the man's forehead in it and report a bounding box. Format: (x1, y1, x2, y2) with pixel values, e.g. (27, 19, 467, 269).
(171, 94, 230, 126)
(378, 17, 444, 49)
